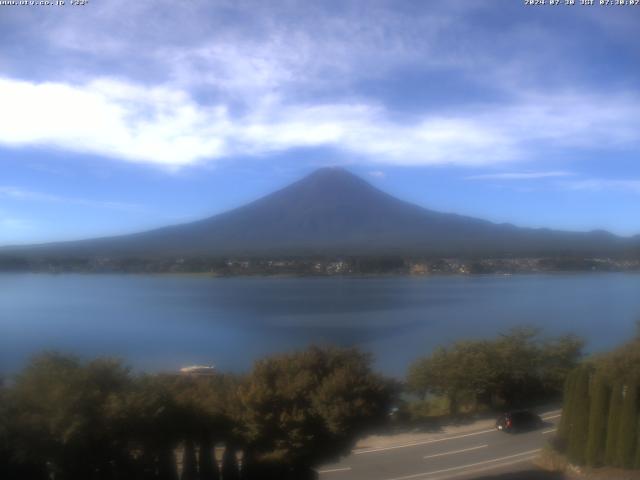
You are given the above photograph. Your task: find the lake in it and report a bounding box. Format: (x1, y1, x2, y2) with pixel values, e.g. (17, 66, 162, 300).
(1, 273, 639, 377)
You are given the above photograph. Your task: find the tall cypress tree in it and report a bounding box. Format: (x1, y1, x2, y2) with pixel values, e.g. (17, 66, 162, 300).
(221, 445, 240, 480)
(157, 446, 180, 480)
(616, 382, 638, 469)
(238, 449, 254, 480)
(567, 366, 591, 465)
(604, 381, 624, 466)
(558, 369, 578, 445)
(635, 422, 640, 469)
(182, 440, 198, 480)
(585, 373, 610, 467)
(199, 438, 219, 480)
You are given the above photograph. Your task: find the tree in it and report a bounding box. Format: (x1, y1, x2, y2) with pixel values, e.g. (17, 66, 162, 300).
(7, 352, 133, 480)
(604, 381, 623, 466)
(585, 372, 610, 467)
(567, 366, 590, 465)
(199, 438, 219, 480)
(181, 440, 198, 480)
(539, 334, 584, 395)
(408, 328, 583, 414)
(407, 341, 493, 414)
(237, 346, 392, 476)
(636, 427, 640, 469)
(492, 327, 546, 407)
(616, 382, 638, 469)
(239, 449, 259, 480)
(221, 445, 240, 480)
(557, 368, 577, 446)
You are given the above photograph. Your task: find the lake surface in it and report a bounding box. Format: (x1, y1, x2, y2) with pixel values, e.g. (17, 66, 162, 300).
(1, 273, 639, 377)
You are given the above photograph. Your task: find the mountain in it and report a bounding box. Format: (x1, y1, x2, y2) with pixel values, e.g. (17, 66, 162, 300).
(2, 167, 638, 259)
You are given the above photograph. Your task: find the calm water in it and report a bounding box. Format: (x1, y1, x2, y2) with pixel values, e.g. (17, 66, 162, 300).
(1, 273, 639, 376)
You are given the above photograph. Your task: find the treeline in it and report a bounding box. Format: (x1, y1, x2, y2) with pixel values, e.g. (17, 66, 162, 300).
(558, 326, 640, 469)
(407, 328, 584, 415)
(0, 347, 392, 480)
(0, 328, 585, 479)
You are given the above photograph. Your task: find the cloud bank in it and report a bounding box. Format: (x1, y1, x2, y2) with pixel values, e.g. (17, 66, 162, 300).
(1, 1, 638, 169)
(1, 76, 638, 168)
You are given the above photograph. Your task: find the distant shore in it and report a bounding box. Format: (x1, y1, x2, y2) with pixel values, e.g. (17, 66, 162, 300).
(2, 255, 639, 276)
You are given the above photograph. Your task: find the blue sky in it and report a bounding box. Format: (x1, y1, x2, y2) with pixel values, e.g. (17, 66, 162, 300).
(0, 0, 639, 245)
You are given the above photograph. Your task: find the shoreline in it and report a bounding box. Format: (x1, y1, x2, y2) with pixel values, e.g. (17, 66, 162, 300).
(2, 269, 640, 278)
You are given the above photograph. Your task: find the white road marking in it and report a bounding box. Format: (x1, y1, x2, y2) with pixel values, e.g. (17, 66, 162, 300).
(541, 409, 562, 416)
(423, 444, 488, 459)
(355, 410, 561, 455)
(354, 429, 496, 455)
(317, 466, 352, 474)
(542, 428, 557, 434)
(428, 454, 539, 480)
(383, 449, 541, 480)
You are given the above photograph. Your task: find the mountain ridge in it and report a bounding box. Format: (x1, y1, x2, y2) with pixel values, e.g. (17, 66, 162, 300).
(2, 167, 638, 259)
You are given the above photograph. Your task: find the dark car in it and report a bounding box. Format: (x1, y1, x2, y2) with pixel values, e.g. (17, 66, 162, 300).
(495, 410, 543, 433)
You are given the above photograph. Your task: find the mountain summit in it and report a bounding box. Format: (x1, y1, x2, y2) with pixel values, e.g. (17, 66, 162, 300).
(4, 168, 637, 258)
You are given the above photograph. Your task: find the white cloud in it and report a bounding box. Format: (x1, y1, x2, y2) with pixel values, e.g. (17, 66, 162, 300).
(0, 76, 638, 169)
(1, 3, 639, 171)
(0, 215, 30, 231)
(368, 170, 386, 178)
(0, 205, 32, 239)
(562, 179, 640, 194)
(0, 185, 143, 211)
(0, 77, 228, 168)
(466, 171, 573, 180)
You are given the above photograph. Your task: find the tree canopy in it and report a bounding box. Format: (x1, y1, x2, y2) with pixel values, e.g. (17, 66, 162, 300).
(237, 346, 393, 475)
(407, 328, 583, 413)
(0, 346, 393, 480)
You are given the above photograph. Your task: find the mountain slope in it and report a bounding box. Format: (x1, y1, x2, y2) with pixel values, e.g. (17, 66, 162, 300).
(3, 167, 638, 258)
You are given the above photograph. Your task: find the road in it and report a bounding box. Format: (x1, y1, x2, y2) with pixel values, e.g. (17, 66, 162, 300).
(317, 412, 561, 480)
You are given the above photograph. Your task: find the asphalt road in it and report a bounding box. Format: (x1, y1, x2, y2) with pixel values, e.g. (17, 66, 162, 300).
(317, 413, 561, 480)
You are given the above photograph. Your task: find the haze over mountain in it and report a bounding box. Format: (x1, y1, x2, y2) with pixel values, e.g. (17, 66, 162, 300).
(2, 168, 638, 259)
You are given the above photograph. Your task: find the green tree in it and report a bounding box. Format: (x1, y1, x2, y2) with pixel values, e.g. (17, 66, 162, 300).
(492, 327, 544, 407)
(106, 372, 202, 480)
(182, 439, 198, 480)
(240, 449, 259, 480)
(199, 438, 219, 480)
(539, 335, 584, 395)
(585, 372, 610, 467)
(408, 327, 583, 414)
(221, 445, 240, 480)
(8, 352, 133, 479)
(604, 381, 624, 466)
(616, 382, 638, 469)
(557, 368, 577, 446)
(407, 341, 494, 414)
(237, 346, 391, 477)
(636, 427, 640, 469)
(567, 366, 591, 465)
